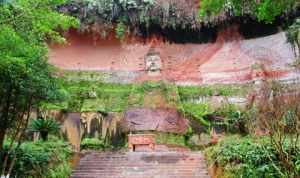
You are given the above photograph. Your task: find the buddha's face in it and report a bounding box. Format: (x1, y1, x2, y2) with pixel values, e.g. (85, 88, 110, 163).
(145, 54, 161, 75)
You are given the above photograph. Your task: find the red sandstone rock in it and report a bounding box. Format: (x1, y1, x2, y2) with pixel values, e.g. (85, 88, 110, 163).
(123, 108, 188, 134)
(49, 27, 297, 85)
(128, 134, 155, 152)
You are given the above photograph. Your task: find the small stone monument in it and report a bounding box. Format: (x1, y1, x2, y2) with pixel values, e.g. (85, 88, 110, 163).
(145, 48, 162, 76)
(128, 133, 155, 152)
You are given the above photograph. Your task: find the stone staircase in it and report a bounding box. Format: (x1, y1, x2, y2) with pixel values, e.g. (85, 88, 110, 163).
(71, 152, 211, 178)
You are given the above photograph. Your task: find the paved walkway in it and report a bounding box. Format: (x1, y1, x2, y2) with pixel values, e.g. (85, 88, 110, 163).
(71, 152, 211, 178)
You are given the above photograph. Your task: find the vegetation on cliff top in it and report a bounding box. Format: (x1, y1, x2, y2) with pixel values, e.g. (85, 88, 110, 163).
(200, 0, 298, 24)
(60, 0, 200, 39)
(60, 0, 299, 39)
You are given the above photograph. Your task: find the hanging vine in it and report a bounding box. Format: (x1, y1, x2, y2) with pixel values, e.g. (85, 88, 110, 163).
(59, 0, 202, 38)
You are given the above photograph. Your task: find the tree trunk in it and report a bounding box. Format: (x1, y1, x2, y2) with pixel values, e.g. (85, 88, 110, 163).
(40, 131, 48, 141)
(0, 129, 6, 173)
(0, 129, 6, 152)
(6, 98, 32, 176)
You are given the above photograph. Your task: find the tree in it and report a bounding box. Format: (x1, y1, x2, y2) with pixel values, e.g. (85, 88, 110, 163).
(0, 0, 78, 174)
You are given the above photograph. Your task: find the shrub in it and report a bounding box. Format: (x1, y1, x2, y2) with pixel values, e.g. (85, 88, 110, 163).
(0, 138, 73, 178)
(214, 104, 247, 134)
(28, 118, 61, 141)
(205, 136, 300, 178)
(250, 81, 300, 177)
(80, 138, 105, 150)
(180, 103, 213, 127)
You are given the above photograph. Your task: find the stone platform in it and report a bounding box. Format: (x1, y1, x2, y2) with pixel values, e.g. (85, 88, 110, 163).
(71, 152, 211, 178)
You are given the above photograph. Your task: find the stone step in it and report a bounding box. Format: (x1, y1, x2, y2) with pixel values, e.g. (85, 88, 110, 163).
(71, 152, 211, 178)
(71, 175, 211, 178)
(76, 161, 207, 165)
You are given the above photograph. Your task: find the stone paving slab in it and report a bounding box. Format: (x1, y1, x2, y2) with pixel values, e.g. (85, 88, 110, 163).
(71, 152, 211, 178)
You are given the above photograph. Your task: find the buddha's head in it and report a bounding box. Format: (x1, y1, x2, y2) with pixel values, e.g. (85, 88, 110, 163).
(145, 49, 161, 76)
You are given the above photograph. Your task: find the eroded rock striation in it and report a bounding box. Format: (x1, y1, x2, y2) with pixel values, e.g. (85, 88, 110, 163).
(123, 107, 189, 134)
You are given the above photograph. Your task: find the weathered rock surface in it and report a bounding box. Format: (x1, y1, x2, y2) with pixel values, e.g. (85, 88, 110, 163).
(49, 28, 299, 85)
(123, 108, 188, 134)
(62, 113, 82, 151)
(188, 134, 211, 147)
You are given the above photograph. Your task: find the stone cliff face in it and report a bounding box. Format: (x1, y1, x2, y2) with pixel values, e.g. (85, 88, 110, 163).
(124, 108, 188, 134)
(49, 27, 299, 85)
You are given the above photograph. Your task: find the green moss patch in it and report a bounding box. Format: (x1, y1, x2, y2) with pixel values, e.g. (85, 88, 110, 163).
(155, 132, 186, 146)
(43, 72, 251, 113)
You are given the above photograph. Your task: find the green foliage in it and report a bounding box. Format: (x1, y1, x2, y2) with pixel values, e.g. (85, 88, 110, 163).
(140, 81, 163, 91)
(139, 81, 179, 105)
(80, 138, 105, 150)
(183, 126, 194, 144)
(214, 104, 247, 134)
(1, 138, 73, 178)
(0, 0, 78, 151)
(163, 82, 180, 104)
(61, 80, 132, 112)
(0, 0, 79, 44)
(42, 78, 185, 112)
(178, 84, 249, 102)
(255, 0, 295, 23)
(180, 103, 213, 127)
(48, 161, 72, 178)
(115, 20, 127, 40)
(29, 119, 61, 134)
(155, 133, 186, 146)
(199, 0, 225, 17)
(42, 73, 251, 115)
(205, 136, 300, 178)
(199, 0, 297, 24)
(29, 118, 61, 141)
(247, 80, 300, 177)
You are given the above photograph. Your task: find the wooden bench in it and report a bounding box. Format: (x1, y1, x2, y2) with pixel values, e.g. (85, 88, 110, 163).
(128, 134, 155, 152)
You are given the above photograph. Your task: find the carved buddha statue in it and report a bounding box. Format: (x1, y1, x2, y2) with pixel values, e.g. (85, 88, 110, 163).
(145, 48, 162, 76)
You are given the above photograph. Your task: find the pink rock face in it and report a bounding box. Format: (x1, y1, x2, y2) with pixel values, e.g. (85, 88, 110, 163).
(49, 27, 298, 85)
(128, 134, 155, 145)
(124, 108, 189, 134)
